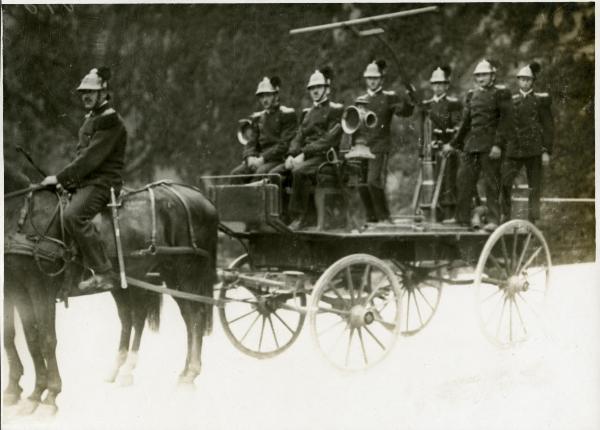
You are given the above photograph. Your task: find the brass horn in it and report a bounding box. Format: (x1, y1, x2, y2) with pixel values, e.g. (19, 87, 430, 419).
(341, 105, 378, 135)
(237, 118, 254, 145)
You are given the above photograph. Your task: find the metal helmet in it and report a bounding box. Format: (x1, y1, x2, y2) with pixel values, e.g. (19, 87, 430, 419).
(77, 68, 108, 91)
(363, 62, 382, 78)
(517, 62, 540, 79)
(473, 59, 495, 75)
(430, 67, 449, 83)
(306, 70, 328, 88)
(255, 77, 277, 95)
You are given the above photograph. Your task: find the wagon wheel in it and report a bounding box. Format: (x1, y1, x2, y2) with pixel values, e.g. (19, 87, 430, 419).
(309, 254, 403, 371)
(474, 220, 551, 347)
(393, 261, 443, 336)
(218, 254, 306, 359)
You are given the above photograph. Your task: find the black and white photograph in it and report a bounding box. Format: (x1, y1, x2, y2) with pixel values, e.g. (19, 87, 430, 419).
(2, 2, 598, 429)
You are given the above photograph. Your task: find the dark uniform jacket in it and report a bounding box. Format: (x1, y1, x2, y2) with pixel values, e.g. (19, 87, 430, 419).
(361, 88, 415, 154)
(452, 84, 513, 153)
(288, 99, 344, 159)
(507, 91, 554, 158)
(243, 104, 297, 163)
(57, 102, 127, 190)
(421, 94, 462, 144)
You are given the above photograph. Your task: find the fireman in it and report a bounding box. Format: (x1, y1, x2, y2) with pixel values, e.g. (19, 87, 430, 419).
(501, 62, 554, 223)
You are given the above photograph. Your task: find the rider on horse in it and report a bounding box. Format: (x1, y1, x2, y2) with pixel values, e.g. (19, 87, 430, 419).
(41, 67, 127, 291)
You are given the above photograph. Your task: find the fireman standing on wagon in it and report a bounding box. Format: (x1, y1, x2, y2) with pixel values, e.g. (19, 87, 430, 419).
(359, 60, 415, 223)
(40, 67, 127, 291)
(231, 76, 297, 177)
(422, 65, 462, 221)
(284, 68, 344, 230)
(501, 62, 554, 224)
(446, 59, 513, 231)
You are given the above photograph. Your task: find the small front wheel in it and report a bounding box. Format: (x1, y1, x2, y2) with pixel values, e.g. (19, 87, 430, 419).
(309, 254, 402, 371)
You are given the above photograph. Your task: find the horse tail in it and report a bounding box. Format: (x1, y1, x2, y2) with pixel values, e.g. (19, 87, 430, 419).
(146, 292, 163, 332)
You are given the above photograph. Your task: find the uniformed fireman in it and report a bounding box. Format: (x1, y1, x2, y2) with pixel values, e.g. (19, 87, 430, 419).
(421, 65, 462, 221)
(445, 59, 513, 231)
(283, 68, 344, 230)
(40, 67, 127, 291)
(501, 62, 554, 223)
(358, 60, 415, 222)
(231, 76, 297, 177)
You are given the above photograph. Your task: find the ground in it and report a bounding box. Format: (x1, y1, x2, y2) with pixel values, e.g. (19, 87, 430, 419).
(2, 262, 599, 430)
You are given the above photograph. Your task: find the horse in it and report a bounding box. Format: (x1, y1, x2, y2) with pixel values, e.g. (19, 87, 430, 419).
(3, 163, 218, 415)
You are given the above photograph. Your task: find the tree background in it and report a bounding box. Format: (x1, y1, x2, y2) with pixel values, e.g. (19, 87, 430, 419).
(2, 3, 595, 261)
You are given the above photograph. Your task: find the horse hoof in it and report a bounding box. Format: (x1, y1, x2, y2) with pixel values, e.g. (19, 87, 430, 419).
(3, 392, 21, 406)
(104, 369, 119, 383)
(18, 398, 39, 415)
(117, 373, 134, 387)
(35, 403, 58, 418)
(177, 374, 197, 387)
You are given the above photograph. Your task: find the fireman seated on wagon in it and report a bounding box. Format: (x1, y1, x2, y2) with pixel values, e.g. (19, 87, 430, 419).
(231, 76, 297, 181)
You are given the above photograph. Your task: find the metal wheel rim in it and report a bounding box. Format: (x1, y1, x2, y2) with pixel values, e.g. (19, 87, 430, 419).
(474, 220, 552, 347)
(308, 253, 403, 371)
(218, 254, 306, 359)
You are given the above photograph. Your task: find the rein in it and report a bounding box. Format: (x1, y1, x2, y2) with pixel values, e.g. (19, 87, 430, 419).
(4, 185, 46, 199)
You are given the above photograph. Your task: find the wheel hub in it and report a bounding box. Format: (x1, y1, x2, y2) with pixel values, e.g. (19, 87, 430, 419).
(505, 275, 529, 296)
(349, 305, 374, 328)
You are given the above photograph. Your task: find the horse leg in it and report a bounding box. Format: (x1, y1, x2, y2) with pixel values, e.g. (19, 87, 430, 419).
(178, 302, 206, 385)
(3, 296, 24, 406)
(106, 289, 132, 383)
(14, 287, 47, 415)
(31, 283, 61, 416)
(116, 292, 146, 387)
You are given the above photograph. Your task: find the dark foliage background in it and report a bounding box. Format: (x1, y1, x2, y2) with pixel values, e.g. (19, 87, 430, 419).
(2, 3, 595, 261)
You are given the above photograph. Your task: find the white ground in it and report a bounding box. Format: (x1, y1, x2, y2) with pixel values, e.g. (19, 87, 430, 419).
(2, 262, 599, 430)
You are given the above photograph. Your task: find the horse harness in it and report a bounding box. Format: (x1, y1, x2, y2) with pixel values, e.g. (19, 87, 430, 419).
(4, 181, 210, 280)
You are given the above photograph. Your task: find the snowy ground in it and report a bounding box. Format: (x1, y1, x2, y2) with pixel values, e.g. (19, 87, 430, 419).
(2, 262, 599, 430)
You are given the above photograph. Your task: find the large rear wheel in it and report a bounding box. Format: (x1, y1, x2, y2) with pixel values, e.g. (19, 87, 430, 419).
(474, 220, 551, 347)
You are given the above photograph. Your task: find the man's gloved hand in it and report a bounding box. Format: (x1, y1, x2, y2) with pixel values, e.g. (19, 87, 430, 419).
(489, 145, 502, 160)
(442, 143, 454, 156)
(284, 155, 294, 170)
(246, 156, 258, 169)
(41, 175, 58, 186)
(542, 152, 550, 166)
(291, 153, 305, 171)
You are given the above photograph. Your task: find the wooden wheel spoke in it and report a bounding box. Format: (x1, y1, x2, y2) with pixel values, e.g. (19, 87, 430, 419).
(345, 328, 355, 367)
(484, 291, 505, 327)
(317, 317, 346, 336)
(516, 292, 541, 319)
(373, 295, 394, 314)
(500, 236, 511, 275)
(364, 325, 386, 350)
(412, 291, 424, 326)
(258, 316, 266, 351)
(496, 297, 508, 339)
(481, 287, 502, 304)
(328, 282, 350, 309)
(240, 313, 261, 343)
(415, 286, 435, 311)
(359, 264, 372, 301)
(326, 322, 349, 355)
(509, 297, 513, 342)
(488, 253, 509, 279)
(405, 291, 411, 328)
(511, 227, 518, 273)
(516, 232, 533, 274)
(267, 315, 280, 349)
(227, 308, 257, 325)
(520, 246, 543, 273)
(511, 297, 528, 336)
(374, 315, 396, 332)
(357, 328, 368, 365)
(272, 310, 295, 335)
(345, 267, 355, 305)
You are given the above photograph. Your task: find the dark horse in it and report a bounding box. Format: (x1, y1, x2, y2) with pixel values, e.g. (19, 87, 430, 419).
(3, 164, 218, 415)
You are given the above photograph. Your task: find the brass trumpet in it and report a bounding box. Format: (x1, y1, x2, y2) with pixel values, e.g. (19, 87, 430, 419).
(236, 118, 255, 145)
(341, 105, 378, 135)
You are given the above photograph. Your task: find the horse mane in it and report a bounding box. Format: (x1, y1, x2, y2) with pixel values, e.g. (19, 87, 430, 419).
(4, 163, 32, 193)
